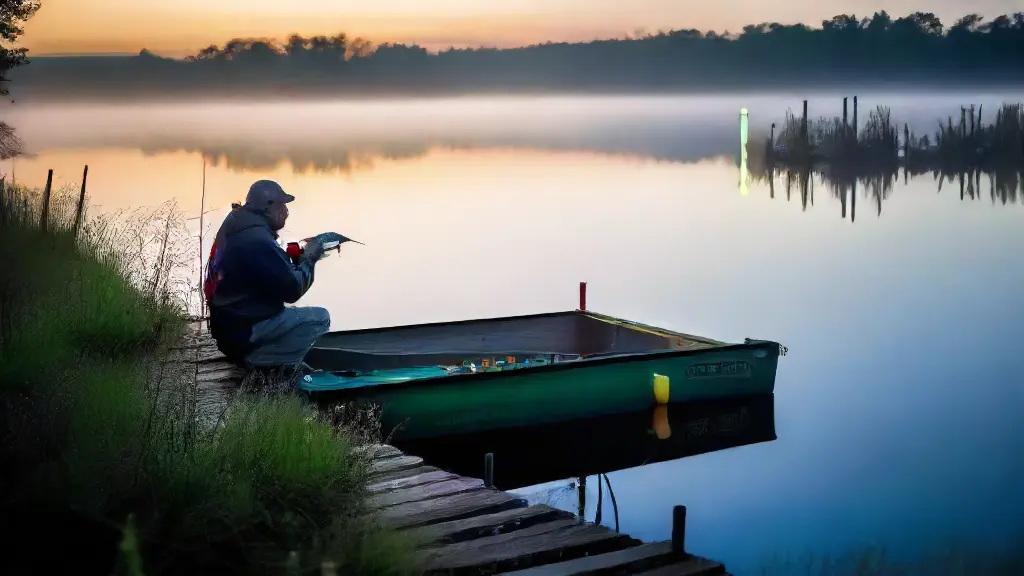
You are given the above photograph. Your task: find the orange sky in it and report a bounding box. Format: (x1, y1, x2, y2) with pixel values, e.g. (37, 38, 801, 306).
(20, 0, 1023, 57)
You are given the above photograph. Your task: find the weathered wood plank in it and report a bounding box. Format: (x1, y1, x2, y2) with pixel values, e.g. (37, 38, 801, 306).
(411, 505, 572, 548)
(369, 455, 424, 477)
(354, 444, 404, 461)
(631, 557, 725, 576)
(169, 338, 216, 350)
(378, 489, 528, 529)
(499, 541, 678, 575)
(197, 360, 241, 374)
(419, 519, 634, 574)
(367, 465, 441, 485)
(367, 470, 460, 494)
(368, 477, 485, 510)
(196, 368, 244, 384)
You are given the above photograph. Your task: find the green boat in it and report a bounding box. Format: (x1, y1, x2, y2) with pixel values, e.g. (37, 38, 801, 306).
(300, 305, 785, 440)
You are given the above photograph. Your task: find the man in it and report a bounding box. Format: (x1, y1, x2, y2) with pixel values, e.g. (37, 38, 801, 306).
(204, 179, 330, 379)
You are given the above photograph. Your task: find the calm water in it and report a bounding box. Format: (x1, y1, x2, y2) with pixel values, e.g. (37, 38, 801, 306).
(5, 93, 1023, 573)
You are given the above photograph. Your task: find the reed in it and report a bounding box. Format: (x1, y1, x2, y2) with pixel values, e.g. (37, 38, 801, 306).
(751, 100, 1024, 176)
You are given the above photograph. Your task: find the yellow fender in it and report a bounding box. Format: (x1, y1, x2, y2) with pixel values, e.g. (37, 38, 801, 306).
(653, 373, 670, 405)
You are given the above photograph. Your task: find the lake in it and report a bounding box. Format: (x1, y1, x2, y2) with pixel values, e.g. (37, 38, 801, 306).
(4, 93, 1023, 574)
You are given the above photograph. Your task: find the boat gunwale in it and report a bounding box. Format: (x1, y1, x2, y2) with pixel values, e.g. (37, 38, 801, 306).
(302, 336, 780, 395)
(311, 309, 728, 346)
(581, 310, 728, 346)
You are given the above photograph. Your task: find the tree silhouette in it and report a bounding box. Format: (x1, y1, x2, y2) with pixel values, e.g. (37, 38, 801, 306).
(0, 0, 39, 160)
(0, 0, 40, 96)
(8, 11, 1024, 101)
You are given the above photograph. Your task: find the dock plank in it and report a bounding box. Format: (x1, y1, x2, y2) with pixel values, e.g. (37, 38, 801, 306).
(196, 368, 244, 384)
(196, 360, 241, 375)
(368, 477, 486, 510)
(354, 444, 404, 461)
(378, 489, 528, 529)
(368, 465, 441, 485)
(631, 557, 725, 576)
(367, 470, 459, 494)
(419, 519, 634, 574)
(369, 455, 424, 477)
(498, 541, 678, 575)
(410, 505, 572, 547)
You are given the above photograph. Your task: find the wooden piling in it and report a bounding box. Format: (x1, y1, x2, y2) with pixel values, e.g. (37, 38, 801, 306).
(852, 96, 858, 140)
(801, 100, 808, 141)
(671, 505, 687, 556)
(484, 452, 494, 488)
(970, 105, 976, 138)
(843, 97, 850, 150)
(73, 165, 89, 238)
(40, 169, 53, 232)
(903, 124, 910, 160)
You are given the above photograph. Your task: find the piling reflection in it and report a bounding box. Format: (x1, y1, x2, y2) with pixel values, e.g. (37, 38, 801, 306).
(393, 393, 776, 492)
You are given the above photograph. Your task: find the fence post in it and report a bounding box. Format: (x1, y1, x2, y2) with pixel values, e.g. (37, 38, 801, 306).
(40, 169, 53, 231)
(73, 165, 89, 238)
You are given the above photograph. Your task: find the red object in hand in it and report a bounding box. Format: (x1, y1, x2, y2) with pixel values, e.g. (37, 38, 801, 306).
(286, 241, 302, 264)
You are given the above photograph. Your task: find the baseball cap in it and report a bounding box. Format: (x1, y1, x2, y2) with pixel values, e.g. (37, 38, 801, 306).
(244, 180, 295, 208)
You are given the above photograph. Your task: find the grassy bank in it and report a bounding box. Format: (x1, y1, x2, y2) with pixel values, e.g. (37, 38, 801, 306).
(0, 182, 416, 575)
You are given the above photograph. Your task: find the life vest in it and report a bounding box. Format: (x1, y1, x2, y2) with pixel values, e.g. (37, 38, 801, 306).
(203, 240, 223, 309)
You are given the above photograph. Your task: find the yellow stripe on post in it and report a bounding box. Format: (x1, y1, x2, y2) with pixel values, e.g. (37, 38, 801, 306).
(653, 373, 670, 405)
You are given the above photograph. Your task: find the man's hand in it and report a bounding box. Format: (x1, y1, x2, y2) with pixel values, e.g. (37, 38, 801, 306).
(304, 239, 325, 262)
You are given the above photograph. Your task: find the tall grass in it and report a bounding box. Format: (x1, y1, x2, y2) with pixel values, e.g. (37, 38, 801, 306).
(0, 180, 417, 575)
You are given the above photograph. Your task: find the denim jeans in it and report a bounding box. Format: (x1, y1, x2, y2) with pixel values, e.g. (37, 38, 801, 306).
(245, 306, 331, 368)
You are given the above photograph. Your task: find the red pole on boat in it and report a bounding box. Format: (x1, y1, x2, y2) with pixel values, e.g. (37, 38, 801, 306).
(579, 281, 587, 311)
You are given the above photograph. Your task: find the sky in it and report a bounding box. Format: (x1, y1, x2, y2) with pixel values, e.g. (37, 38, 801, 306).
(20, 0, 1024, 57)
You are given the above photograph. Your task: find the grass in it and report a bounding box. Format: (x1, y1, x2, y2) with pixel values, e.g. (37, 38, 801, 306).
(0, 181, 419, 575)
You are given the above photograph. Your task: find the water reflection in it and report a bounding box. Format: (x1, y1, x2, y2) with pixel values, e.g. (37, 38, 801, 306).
(745, 167, 1023, 220)
(394, 394, 776, 493)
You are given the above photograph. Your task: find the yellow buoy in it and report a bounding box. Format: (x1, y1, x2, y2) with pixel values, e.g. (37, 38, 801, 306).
(652, 404, 671, 439)
(653, 373, 670, 405)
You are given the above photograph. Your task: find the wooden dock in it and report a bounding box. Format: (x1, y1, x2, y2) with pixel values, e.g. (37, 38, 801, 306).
(173, 325, 732, 575)
(361, 443, 730, 575)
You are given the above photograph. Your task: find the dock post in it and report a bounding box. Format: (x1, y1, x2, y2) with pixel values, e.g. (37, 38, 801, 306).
(671, 505, 687, 557)
(578, 281, 587, 312)
(484, 452, 494, 488)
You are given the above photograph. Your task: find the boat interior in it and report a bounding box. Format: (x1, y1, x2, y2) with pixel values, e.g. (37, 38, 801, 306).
(304, 311, 723, 373)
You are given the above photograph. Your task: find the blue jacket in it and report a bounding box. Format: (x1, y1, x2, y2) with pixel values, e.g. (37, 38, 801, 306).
(205, 206, 316, 363)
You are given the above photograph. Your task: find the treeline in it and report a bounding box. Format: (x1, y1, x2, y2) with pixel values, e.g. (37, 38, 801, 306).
(9, 11, 1024, 101)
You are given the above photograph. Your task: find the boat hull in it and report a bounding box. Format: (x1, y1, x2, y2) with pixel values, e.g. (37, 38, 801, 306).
(306, 340, 780, 440)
